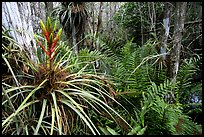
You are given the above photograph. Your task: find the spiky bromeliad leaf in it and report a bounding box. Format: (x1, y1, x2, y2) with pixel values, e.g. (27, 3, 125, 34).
(34, 99, 47, 135)
(2, 79, 48, 133)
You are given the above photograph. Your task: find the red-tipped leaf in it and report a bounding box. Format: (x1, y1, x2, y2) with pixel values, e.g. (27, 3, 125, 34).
(37, 41, 49, 56)
(40, 20, 49, 40)
(51, 42, 57, 53)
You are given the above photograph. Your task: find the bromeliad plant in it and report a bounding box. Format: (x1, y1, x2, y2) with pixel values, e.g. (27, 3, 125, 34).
(34, 17, 62, 70)
(33, 17, 66, 93)
(2, 18, 132, 135)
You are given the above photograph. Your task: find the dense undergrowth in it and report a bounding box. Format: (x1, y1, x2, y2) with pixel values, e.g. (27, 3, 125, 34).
(94, 32, 202, 135)
(2, 19, 131, 135)
(2, 8, 202, 135)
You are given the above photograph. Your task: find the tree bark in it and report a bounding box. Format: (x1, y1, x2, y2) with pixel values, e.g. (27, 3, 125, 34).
(45, 2, 53, 18)
(106, 2, 109, 33)
(72, 25, 78, 55)
(96, 2, 103, 34)
(142, 19, 202, 35)
(167, 2, 187, 103)
(152, 3, 156, 33)
(160, 2, 173, 61)
(170, 2, 187, 83)
(2, 2, 46, 63)
(95, 2, 103, 69)
(92, 3, 95, 36)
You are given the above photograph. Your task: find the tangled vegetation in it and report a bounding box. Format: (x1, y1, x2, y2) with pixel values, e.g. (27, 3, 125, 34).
(2, 2, 202, 135)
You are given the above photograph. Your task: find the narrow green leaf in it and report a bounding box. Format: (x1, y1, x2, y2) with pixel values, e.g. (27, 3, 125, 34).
(57, 28, 63, 37)
(106, 126, 120, 135)
(53, 22, 57, 32)
(54, 49, 72, 70)
(98, 126, 111, 135)
(18, 79, 48, 110)
(137, 126, 147, 135)
(2, 100, 39, 127)
(2, 55, 23, 97)
(2, 86, 34, 93)
(59, 89, 131, 130)
(2, 79, 47, 127)
(49, 33, 53, 44)
(60, 99, 98, 135)
(51, 92, 62, 135)
(40, 20, 48, 38)
(46, 17, 52, 35)
(25, 125, 29, 135)
(34, 99, 47, 135)
(58, 90, 100, 134)
(128, 125, 141, 135)
(34, 34, 39, 43)
(50, 106, 55, 135)
(2, 90, 30, 106)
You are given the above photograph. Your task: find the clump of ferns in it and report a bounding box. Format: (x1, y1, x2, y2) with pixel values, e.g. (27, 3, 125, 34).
(140, 80, 202, 135)
(2, 17, 131, 135)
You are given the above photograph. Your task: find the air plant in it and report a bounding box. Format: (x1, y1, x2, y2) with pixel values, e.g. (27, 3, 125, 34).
(34, 17, 62, 70)
(2, 17, 132, 135)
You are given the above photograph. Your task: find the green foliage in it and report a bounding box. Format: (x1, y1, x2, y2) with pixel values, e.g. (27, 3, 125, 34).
(98, 125, 147, 135)
(113, 2, 164, 45)
(177, 56, 202, 104)
(185, 2, 202, 22)
(142, 80, 202, 135)
(2, 2, 202, 135)
(99, 30, 202, 135)
(2, 23, 131, 135)
(101, 36, 163, 93)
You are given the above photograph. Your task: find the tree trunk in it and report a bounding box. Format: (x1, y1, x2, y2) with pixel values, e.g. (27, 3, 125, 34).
(72, 25, 78, 55)
(94, 2, 103, 69)
(167, 2, 187, 103)
(96, 2, 103, 34)
(170, 2, 187, 83)
(92, 3, 95, 36)
(152, 3, 156, 33)
(139, 3, 144, 46)
(45, 2, 53, 18)
(2, 2, 46, 63)
(106, 2, 109, 32)
(160, 2, 173, 62)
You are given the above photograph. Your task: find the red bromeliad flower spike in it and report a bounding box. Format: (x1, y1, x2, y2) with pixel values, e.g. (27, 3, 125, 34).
(34, 17, 62, 65)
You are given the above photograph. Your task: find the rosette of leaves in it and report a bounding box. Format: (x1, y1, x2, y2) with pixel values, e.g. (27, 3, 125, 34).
(2, 17, 131, 135)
